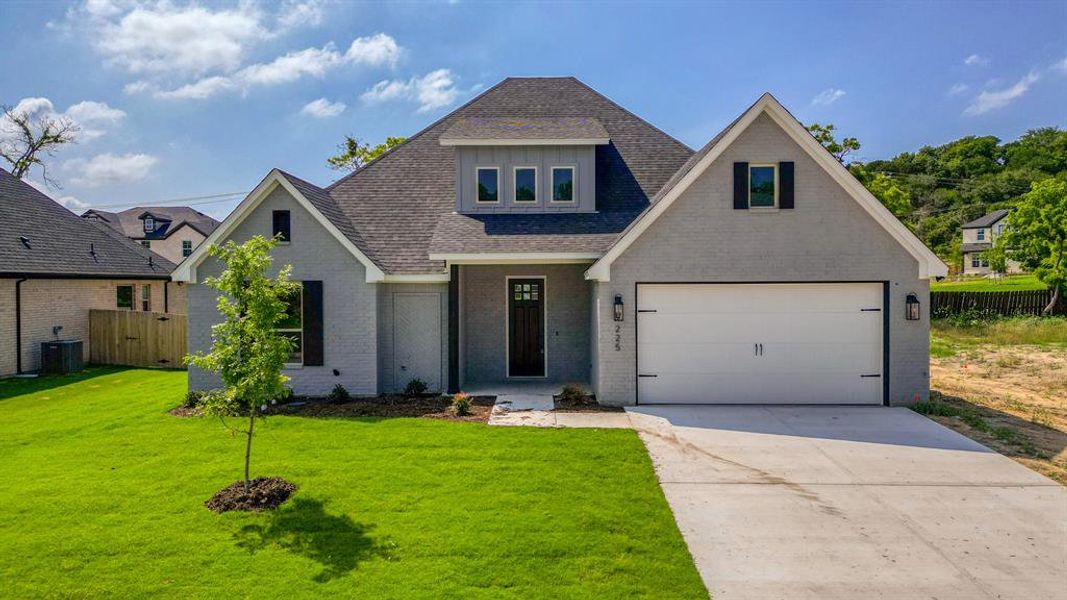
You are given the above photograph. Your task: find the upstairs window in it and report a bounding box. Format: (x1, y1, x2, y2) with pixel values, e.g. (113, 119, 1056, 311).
(141, 285, 151, 312)
(749, 164, 777, 208)
(140, 240, 151, 249)
(276, 284, 303, 365)
(143, 217, 154, 232)
(477, 167, 499, 203)
(272, 210, 291, 243)
(514, 167, 537, 203)
(552, 167, 574, 203)
(116, 285, 133, 310)
(182, 240, 193, 257)
(976, 228, 985, 241)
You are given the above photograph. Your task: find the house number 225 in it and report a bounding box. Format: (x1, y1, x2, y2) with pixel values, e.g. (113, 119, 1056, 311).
(614, 324, 621, 352)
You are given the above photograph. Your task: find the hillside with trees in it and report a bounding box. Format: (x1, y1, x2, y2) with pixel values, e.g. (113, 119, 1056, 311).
(811, 124, 1067, 272)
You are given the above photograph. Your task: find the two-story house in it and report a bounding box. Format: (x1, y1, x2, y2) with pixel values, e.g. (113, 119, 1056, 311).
(174, 77, 947, 407)
(960, 209, 1022, 275)
(83, 207, 220, 265)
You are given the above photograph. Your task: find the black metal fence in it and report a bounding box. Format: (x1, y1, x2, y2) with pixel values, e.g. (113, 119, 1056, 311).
(931, 289, 1065, 317)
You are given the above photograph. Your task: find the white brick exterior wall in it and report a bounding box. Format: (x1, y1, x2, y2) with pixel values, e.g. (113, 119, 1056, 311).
(143, 226, 206, 264)
(592, 113, 932, 407)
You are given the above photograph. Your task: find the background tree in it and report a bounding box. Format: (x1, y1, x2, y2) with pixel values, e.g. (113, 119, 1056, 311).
(327, 135, 406, 171)
(186, 235, 299, 491)
(0, 104, 79, 184)
(807, 122, 860, 163)
(994, 179, 1067, 314)
(850, 164, 912, 219)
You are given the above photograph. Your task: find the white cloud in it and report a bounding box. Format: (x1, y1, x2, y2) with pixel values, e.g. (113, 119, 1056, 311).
(362, 69, 460, 112)
(811, 88, 846, 106)
(23, 178, 89, 209)
(237, 45, 342, 86)
(64, 152, 158, 187)
(154, 76, 237, 100)
(346, 33, 402, 68)
(123, 80, 153, 95)
(1, 97, 125, 143)
(963, 72, 1040, 116)
(1054, 56, 1067, 73)
(277, 0, 325, 30)
(300, 98, 346, 118)
(947, 83, 969, 95)
(964, 54, 988, 67)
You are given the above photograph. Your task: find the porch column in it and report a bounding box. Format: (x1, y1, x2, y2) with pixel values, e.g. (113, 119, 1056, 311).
(447, 264, 460, 393)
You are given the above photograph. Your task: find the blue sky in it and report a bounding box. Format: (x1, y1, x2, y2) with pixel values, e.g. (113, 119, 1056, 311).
(1, 0, 1065, 219)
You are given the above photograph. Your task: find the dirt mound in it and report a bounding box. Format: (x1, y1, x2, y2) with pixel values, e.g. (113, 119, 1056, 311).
(205, 477, 296, 513)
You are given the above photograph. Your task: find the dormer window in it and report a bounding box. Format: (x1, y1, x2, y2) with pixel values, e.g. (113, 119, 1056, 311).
(514, 167, 537, 203)
(476, 167, 499, 203)
(749, 164, 777, 208)
(552, 167, 575, 203)
(143, 217, 155, 232)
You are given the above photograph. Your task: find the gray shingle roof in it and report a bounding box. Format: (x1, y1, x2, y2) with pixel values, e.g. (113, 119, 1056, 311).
(962, 209, 1010, 229)
(325, 77, 694, 273)
(0, 168, 175, 278)
(83, 205, 219, 240)
(961, 242, 992, 253)
(439, 116, 609, 143)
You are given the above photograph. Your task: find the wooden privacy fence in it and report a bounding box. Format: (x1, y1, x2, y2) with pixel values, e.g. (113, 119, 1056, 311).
(931, 289, 1065, 317)
(89, 310, 188, 369)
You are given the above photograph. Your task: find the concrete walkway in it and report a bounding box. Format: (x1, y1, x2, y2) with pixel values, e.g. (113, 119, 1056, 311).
(627, 405, 1067, 600)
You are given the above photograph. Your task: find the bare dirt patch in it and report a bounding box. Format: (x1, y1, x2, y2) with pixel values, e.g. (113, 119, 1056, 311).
(205, 477, 297, 513)
(278, 395, 495, 423)
(930, 345, 1067, 484)
(168, 405, 201, 418)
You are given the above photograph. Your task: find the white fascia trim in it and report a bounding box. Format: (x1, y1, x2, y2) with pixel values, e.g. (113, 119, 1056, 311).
(429, 252, 601, 265)
(585, 94, 948, 282)
(381, 273, 451, 283)
(171, 169, 386, 283)
(439, 138, 609, 146)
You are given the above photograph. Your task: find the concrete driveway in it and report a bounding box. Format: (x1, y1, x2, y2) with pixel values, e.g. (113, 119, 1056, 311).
(627, 406, 1067, 600)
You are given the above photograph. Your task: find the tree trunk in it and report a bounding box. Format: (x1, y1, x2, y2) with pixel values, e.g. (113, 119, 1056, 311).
(1044, 285, 1060, 317)
(244, 411, 255, 492)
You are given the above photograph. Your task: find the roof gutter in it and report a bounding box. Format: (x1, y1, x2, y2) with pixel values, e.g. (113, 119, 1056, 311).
(0, 272, 172, 281)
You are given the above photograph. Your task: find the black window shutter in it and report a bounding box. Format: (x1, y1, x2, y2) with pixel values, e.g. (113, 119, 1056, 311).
(302, 281, 324, 366)
(779, 162, 795, 209)
(272, 210, 291, 242)
(733, 162, 748, 209)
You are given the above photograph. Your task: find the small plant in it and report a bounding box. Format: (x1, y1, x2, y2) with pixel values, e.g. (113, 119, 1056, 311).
(404, 378, 428, 396)
(328, 384, 351, 404)
(183, 390, 207, 408)
(451, 392, 472, 416)
(559, 384, 586, 403)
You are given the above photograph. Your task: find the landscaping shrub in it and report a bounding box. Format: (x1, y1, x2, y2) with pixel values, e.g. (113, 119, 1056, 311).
(328, 384, 351, 404)
(183, 390, 207, 408)
(559, 384, 586, 403)
(404, 378, 428, 396)
(451, 392, 472, 416)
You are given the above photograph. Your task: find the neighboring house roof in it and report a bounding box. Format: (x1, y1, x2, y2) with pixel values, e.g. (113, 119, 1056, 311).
(961, 209, 1010, 229)
(82, 206, 220, 240)
(0, 168, 175, 278)
(585, 93, 949, 280)
(961, 242, 993, 253)
(439, 116, 610, 145)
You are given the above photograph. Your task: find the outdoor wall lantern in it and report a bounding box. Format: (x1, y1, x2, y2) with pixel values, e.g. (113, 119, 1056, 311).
(905, 293, 921, 321)
(614, 294, 625, 322)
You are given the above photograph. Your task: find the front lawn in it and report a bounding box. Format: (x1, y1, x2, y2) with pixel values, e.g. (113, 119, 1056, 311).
(0, 368, 705, 599)
(931, 273, 1046, 292)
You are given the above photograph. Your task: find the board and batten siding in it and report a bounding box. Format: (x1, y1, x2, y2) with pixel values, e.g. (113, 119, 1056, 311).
(594, 112, 931, 407)
(454, 145, 595, 213)
(187, 184, 378, 396)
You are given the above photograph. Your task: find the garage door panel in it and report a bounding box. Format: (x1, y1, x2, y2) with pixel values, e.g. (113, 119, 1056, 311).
(637, 283, 883, 405)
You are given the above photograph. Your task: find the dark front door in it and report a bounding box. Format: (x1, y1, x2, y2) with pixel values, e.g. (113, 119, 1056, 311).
(508, 278, 545, 377)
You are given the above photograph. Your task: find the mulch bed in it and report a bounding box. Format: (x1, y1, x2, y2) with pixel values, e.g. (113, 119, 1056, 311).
(205, 477, 297, 513)
(278, 395, 496, 423)
(168, 405, 201, 418)
(553, 395, 624, 413)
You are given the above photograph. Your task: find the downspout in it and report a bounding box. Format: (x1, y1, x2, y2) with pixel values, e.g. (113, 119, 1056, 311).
(15, 277, 27, 374)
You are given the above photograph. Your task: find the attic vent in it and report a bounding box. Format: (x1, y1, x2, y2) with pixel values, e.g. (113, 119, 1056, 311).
(19, 236, 30, 249)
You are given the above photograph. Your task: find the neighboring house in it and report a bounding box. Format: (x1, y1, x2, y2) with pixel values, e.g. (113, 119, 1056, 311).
(83, 206, 220, 265)
(0, 169, 182, 376)
(175, 77, 947, 406)
(960, 209, 1022, 275)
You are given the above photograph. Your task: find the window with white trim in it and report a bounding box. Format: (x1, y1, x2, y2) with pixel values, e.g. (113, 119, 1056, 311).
(749, 164, 777, 208)
(276, 284, 303, 365)
(182, 240, 193, 257)
(514, 167, 537, 202)
(143, 217, 154, 232)
(141, 285, 151, 312)
(476, 167, 499, 203)
(551, 167, 574, 202)
(977, 228, 985, 241)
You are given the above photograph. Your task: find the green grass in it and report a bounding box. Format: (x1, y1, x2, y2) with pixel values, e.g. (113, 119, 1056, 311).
(931, 316, 1067, 356)
(912, 392, 1043, 457)
(0, 368, 705, 599)
(931, 273, 1047, 292)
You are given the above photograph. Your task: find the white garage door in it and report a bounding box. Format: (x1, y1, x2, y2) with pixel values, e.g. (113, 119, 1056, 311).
(637, 283, 884, 405)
